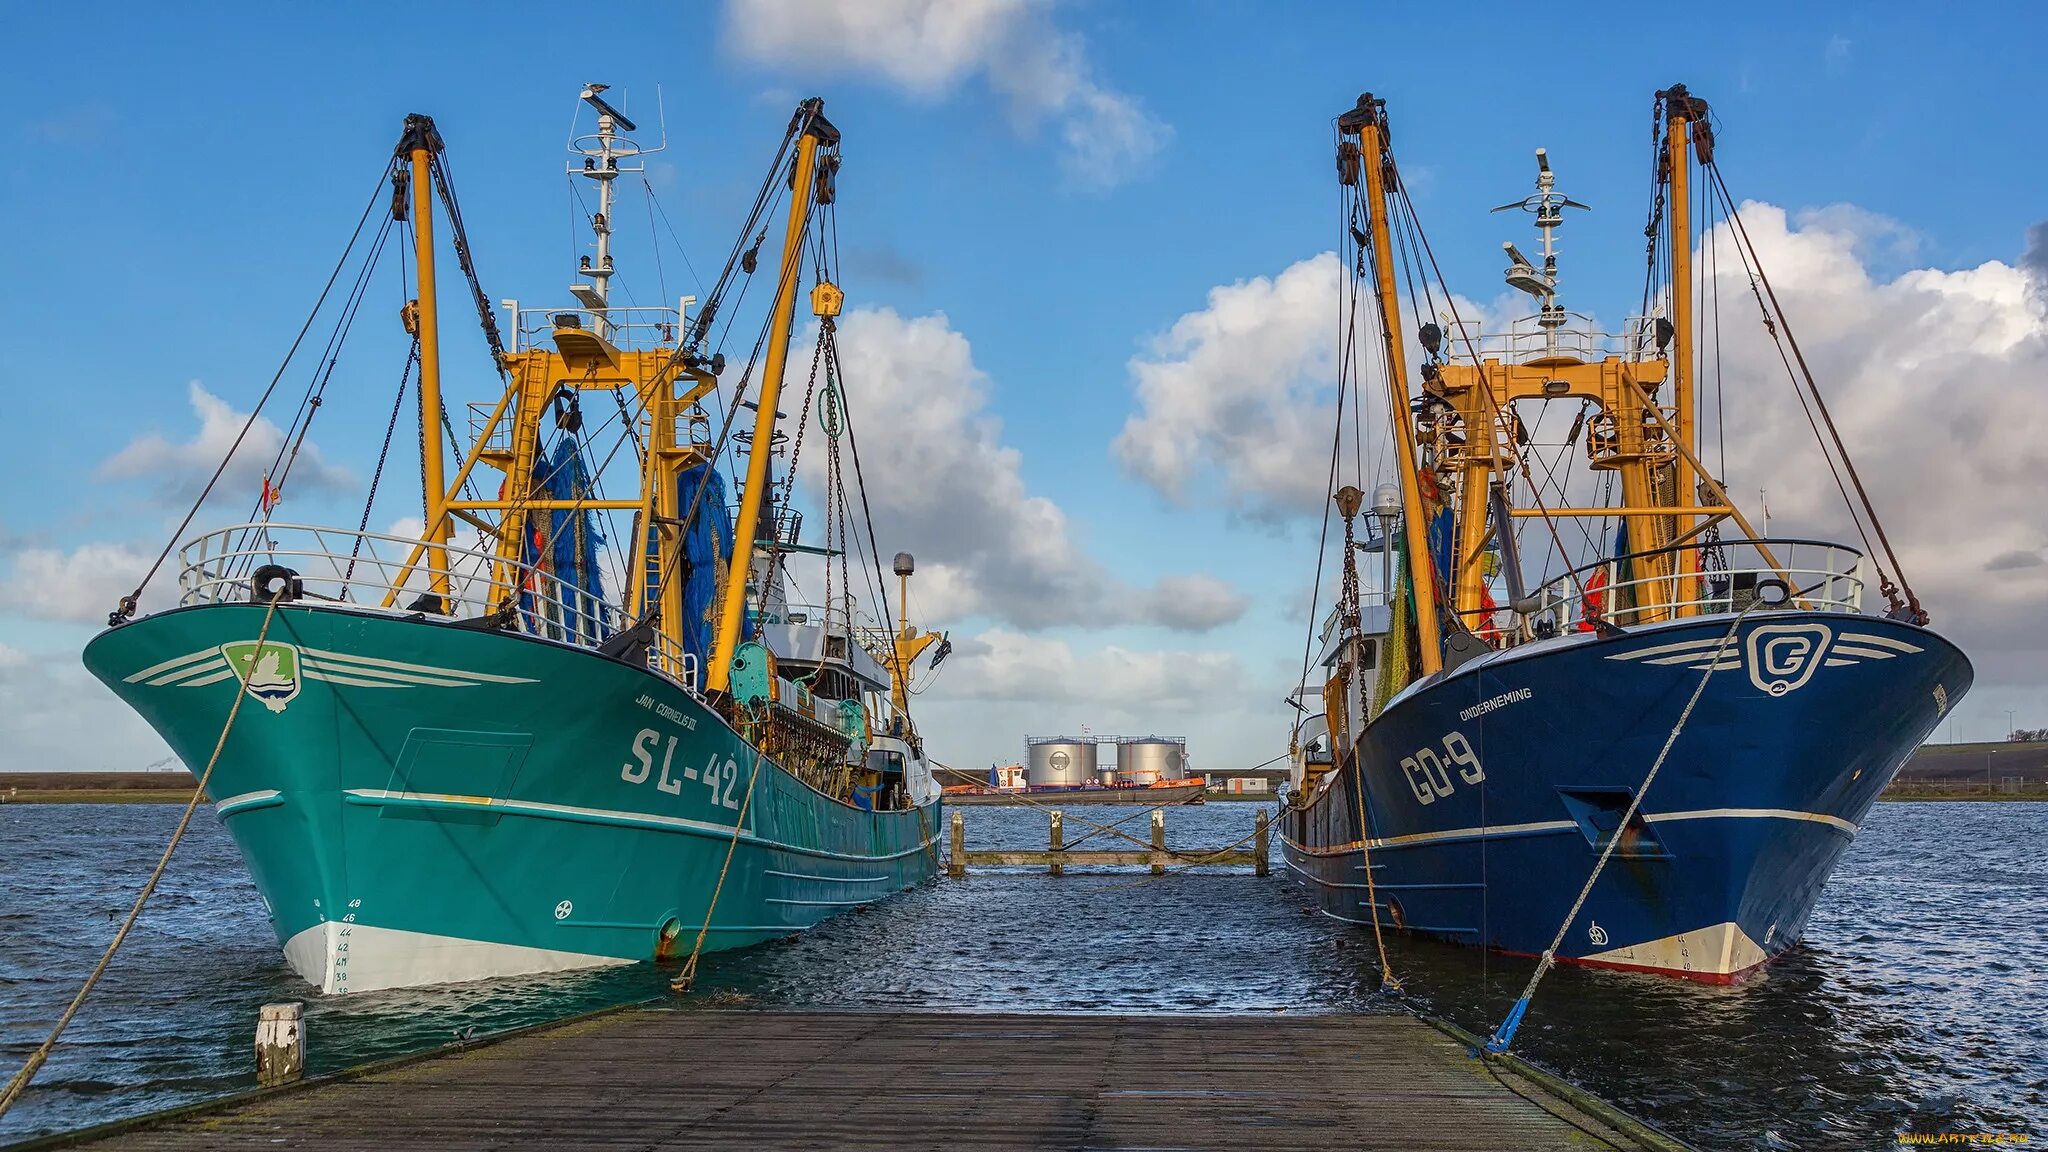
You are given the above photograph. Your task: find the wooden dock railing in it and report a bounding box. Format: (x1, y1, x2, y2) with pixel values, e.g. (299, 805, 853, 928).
(946, 808, 1269, 877)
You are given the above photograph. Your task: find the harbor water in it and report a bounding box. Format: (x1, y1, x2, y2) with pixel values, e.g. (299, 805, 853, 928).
(1, 800, 2041, 1149)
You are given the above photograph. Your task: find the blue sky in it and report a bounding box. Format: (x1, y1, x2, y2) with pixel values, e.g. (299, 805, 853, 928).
(4, 2, 2045, 772)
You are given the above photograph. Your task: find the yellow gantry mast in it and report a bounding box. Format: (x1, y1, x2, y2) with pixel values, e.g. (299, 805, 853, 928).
(401, 116, 453, 608)
(1338, 95, 1443, 676)
(706, 102, 840, 697)
(1341, 86, 1776, 662)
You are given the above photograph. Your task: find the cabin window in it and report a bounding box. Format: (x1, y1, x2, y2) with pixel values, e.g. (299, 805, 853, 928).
(867, 750, 906, 776)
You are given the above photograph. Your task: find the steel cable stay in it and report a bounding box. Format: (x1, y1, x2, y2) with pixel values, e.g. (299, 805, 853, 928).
(1701, 160, 1922, 622)
(111, 169, 392, 625)
(226, 213, 401, 579)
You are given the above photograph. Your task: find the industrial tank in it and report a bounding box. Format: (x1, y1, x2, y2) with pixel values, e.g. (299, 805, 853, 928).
(1115, 736, 1188, 785)
(1025, 737, 1098, 787)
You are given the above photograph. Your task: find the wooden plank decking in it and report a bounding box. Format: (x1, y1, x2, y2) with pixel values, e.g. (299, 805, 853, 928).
(42, 1009, 1684, 1151)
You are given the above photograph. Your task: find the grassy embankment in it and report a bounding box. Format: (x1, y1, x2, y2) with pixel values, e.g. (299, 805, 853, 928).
(0, 771, 197, 805)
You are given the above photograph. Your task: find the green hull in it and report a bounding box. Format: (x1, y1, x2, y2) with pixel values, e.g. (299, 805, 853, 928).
(83, 603, 941, 994)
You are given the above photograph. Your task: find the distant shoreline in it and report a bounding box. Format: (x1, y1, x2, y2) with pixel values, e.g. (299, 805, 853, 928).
(2, 790, 194, 804)
(1878, 791, 2046, 803)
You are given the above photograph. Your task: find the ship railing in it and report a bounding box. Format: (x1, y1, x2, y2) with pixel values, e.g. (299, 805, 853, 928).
(1520, 537, 1866, 633)
(1441, 314, 1661, 365)
(172, 523, 716, 689)
(648, 632, 701, 696)
(504, 304, 684, 354)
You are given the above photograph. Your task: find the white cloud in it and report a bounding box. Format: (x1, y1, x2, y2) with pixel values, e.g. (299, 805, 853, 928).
(724, 0, 1168, 187)
(812, 307, 1244, 633)
(1114, 252, 1347, 520)
(1135, 574, 1252, 633)
(101, 381, 351, 507)
(0, 647, 170, 773)
(1704, 203, 2048, 687)
(931, 628, 1246, 710)
(0, 542, 157, 624)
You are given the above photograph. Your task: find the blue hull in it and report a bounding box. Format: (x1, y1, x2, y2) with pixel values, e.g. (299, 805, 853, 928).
(1282, 611, 1971, 980)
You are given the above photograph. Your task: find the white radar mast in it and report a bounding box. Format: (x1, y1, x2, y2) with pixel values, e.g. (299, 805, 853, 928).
(1492, 148, 1590, 358)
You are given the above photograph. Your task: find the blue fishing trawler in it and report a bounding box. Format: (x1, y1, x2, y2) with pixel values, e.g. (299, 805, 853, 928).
(1282, 87, 1971, 981)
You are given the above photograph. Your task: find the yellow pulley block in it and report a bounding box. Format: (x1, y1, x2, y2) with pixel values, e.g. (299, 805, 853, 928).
(810, 280, 844, 318)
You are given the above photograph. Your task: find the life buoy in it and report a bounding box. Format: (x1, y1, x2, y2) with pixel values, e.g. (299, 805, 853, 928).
(1577, 567, 1609, 632)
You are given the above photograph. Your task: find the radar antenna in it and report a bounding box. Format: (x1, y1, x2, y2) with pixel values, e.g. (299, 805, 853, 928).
(566, 84, 667, 338)
(1491, 148, 1590, 354)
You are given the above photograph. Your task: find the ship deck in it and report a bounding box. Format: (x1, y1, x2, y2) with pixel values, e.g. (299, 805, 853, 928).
(31, 1008, 1690, 1151)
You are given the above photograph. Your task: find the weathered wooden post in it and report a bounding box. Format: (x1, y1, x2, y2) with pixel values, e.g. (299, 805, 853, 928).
(948, 810, 965, 878)
(255, 1002, 304, 1087)
(1049, 810, 1064, 877)
(1150, 808, 1167, 876)
(1254, 808, 1270, 877)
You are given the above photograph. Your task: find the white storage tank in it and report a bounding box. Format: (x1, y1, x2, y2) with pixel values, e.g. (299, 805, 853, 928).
(1116, 736, 1188, 784)
(1025, 737, 1098, 787)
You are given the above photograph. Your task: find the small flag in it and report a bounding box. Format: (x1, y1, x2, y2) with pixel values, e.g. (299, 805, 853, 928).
(259, 472, 281, 514)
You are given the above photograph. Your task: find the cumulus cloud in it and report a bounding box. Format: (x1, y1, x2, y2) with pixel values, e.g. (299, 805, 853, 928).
(931, 628, 1246, 711)
(724, 0, 1168, 187)
(0, 542, 157, 623)
(815, 307, 1245, 632)
(1703, 203, 2048, 685)
(0, 647, 169, 772)
(101, 381, 350, 506)
(1114, 252, 1349, 521)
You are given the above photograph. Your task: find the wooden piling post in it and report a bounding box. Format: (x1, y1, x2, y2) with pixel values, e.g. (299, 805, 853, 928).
(1150, 808, 1167, 876)
(1049, 810, 1064, 877)
(255, 1002, 304, 1087)
(948, 810, 965, 878)
(1254, 808, 1270, 877)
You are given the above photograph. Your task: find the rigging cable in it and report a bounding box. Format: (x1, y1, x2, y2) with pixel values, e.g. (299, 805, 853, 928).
(1704, 163, 1921, 621)
(341, 341, 419, 597)
(110, 170, 391, 625)
(0, 597, 285, 1121)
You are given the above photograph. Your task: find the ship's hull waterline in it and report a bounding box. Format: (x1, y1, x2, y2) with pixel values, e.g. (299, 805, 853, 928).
(84, 603, 942, 995)
(1283, 611, 1971, 982)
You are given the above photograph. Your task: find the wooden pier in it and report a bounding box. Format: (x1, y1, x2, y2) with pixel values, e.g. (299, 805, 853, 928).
(31, 1009, 1688, 1151)
(947, 808, 1270, 877)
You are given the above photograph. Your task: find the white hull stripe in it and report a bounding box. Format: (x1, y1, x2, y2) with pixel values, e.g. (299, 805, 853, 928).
(1645, 807, 1858, 835)
(1607, 636, 1729, 661)
(126, 645, 538, 691)
(341, 788, 941, 863)
(214, 789, 284, 816)
(1841, 633, 1922, 653)
(125, 649, 222, 683)
(302, 646, 538, 684)
(1286, 806, 1855, 853)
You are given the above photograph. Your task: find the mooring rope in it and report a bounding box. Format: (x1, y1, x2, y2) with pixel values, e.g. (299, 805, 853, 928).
(671, 726, 769, 994)
(1484, 604, 1756, 1055)
(0, 597, 285, 1120)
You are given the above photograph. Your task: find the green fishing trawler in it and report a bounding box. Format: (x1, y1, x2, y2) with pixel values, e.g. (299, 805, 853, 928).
(83, 86, 949, 994)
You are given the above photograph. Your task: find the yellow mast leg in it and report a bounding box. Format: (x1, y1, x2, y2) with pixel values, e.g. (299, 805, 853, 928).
(1348, 96, 1442, 675)
(1666, 93, 1700, 617)
(708, 106, 832, 695)
(1452, 380, 1497, 630)
(406, 119, 451, 605)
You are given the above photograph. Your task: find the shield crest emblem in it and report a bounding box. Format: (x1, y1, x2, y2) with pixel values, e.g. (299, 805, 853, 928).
(221, 641, 302, 713)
